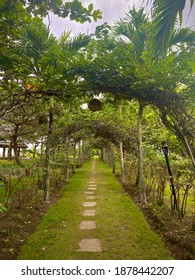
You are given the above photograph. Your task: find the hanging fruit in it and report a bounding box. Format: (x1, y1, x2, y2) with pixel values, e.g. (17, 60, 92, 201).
(88, 98, 102, 112)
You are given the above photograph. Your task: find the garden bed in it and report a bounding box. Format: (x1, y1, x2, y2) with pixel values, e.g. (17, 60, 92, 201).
(122, 181, 195, 260)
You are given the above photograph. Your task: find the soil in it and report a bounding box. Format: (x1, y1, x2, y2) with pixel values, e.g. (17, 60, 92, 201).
(0, 186, 63, 260)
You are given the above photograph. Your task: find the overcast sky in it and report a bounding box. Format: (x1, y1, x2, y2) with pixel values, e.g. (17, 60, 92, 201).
(44, 0, 195, 38)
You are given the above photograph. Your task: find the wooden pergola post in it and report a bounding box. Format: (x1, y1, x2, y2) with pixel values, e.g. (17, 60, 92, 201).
(2, 147, 6, 157)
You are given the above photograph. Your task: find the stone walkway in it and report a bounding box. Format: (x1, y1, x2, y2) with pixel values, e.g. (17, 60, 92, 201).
(77, 158, 102, 253)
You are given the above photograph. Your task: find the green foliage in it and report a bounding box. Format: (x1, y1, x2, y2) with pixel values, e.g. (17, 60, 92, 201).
(0, 203, 7, 213)
(0, 0, 102, 22)
(114, 8, 150, 60)
(63, 0, 101, 23)
(151, 0, 194, 55)
(95, 23, 111, 38)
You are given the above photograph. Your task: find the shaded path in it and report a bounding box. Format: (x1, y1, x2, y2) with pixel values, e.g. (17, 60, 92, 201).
(18, 158, 172, 260)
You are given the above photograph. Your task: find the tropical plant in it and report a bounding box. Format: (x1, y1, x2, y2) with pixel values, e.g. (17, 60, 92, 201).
(149, 0, 195, 54)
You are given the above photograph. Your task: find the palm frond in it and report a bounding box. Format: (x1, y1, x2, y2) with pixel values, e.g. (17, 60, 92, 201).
(69, 34, 91, 52)
(125, 7, 148, 29)
(152, 0, 194, 55)
(62, 33, 91, 54)
(114, 21, 135, 41)
(0, 54, 19, 70)
(23, 18, 56, 60)
(169, 27, 195, 47)
(113, 9, 149, 59)
(58, 30, 72, 44)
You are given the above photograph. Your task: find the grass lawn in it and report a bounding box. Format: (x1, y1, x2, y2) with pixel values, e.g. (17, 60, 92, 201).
(18, 158, 173, 260)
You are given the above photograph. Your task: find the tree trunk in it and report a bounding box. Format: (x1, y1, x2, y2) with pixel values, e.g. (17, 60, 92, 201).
(112, 143, 116, 174)
(161, 113, 195, 169)
(137, 102, 147, 205)
(73, 143, 76, 173)
(118, 101, 125, 181)
(40, 136, 44, 157)
(33, 142, 39, 158)
(8, 141, 12, 160)
(120, 141, 125, 181)
(78, 140, 82, 166)
(81, 139, 85, 164)
(12, 125, 20, 165)
(183, 136, 195, 169)
(13, 138, 20, 165)
(101, 147, 106, 162)
(2, 147, 6, 158)
(44, 97, 54, 202)
(65, 137, 70, 182)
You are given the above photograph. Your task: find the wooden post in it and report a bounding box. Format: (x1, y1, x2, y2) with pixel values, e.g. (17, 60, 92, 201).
(137, 102, 147, 205)
(66, 138, 70, 182)
(44, 97, 54, 202)
(3, 147, 6, 158)
(8, 142, 12, 160)
(120, 141, 125, 181)
(112, 143, 116, 174)
(73, 143, 76, 173)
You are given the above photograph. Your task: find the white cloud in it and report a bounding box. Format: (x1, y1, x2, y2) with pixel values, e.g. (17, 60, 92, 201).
(44, 0, 145, 37)
(44, 0, 195, 38)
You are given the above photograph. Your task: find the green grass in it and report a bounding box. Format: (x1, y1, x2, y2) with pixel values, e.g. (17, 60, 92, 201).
(18, 159, 173, 260)
(0, 159, 15, 166)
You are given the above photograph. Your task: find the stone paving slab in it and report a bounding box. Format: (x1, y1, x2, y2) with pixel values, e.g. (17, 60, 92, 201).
(85, 191, 94, 195)
(83, 202, 96, 207)
(82, 209, 96, 216)
(86, 196, 96, 200)
(77, 238, 102, 252)
(88, 187, 96, 190)
(89, 184, 96, 187)
(79, 221, 96, 230)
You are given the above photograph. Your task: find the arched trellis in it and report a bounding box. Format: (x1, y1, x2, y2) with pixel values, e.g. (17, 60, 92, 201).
(57, 118, 135, 181)
(61, 119, 137, 154)
(82, 77, 195, 168)
(130, 89, 195, 168)
(25, 85, 195, 168)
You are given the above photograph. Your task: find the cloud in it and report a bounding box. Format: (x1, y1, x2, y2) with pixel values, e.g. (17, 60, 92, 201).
(182, 1, 195, 27)
(44, 0, 144, 37)
(44, 0, 195, 38)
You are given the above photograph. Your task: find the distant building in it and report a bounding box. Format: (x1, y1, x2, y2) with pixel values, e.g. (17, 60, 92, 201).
(0, 141, 28, 159)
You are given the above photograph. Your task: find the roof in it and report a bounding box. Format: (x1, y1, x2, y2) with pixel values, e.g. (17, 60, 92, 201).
(0, 141, 28, 148)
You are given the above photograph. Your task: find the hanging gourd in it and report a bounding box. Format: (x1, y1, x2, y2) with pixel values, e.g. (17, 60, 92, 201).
(88, 98, 102, 112)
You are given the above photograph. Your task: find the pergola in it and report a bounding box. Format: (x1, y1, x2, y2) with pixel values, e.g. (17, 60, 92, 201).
(0, 141, 28, 158)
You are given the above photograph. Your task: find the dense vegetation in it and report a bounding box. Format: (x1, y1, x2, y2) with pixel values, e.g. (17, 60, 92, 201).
(0, 0, 195, 259)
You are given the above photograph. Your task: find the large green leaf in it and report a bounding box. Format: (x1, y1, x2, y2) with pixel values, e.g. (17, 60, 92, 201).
(169, 28, 195, 47)
(151, 0, 194, 55)
(61, 33, 91, 54)
(113, 9, 150, 60)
